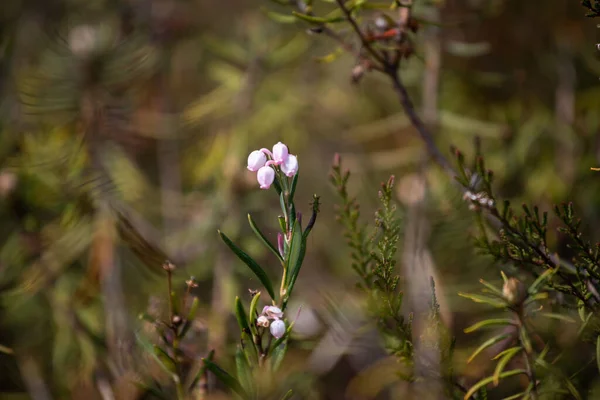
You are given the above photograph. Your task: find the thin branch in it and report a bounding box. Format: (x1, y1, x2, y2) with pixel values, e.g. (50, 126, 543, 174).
(334, 0, 386, 66)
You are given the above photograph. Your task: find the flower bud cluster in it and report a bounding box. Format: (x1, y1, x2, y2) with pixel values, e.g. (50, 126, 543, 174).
(256, 305, 286, 339)
(247, 142, 298, 189)
(463, 190, 495, 210)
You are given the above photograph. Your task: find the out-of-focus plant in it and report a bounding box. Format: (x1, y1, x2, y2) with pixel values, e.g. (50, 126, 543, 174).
(330, 154, 463, 398)
(459, 269, 585, 399)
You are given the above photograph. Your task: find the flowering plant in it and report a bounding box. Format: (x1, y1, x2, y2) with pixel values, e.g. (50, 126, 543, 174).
(210, 141, 319, 399)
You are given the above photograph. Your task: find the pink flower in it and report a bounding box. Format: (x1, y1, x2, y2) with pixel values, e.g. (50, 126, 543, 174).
(257, 315, 270, 327)
(262, 305, 283, 320)
(280, 154, 298, 177)
(247, 150, 267, 172)
(270, 319, 286, 339)
(272, 142, 289, 165)
(257, 166, 275, 189)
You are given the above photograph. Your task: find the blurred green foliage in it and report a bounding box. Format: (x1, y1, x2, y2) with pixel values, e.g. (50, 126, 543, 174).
(0, 0, 599, 398)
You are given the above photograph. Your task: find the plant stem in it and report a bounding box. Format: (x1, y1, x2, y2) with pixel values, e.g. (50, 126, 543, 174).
(516, 310, 538, 399)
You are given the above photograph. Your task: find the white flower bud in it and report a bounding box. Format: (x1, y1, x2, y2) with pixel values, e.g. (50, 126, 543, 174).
(247, 150, 267, 172)
(272, 142, 289, 165)
(270, 319, 286, 339)
(257, 166, 275, 189)
(280, 154, 298, 177)
(256, 315, 270, 327)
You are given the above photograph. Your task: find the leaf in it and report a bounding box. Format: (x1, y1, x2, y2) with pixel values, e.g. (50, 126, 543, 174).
(284, 220, 307, 298)
(458, 292, 508, 308)
(528, 267, 558, 294)
(249, 291, 261, 326)
(236, 346, 255, 396)
(519, 327, 532, 354)
(564, 376, 582, 400)
(524, 292, 548, 305)
(292, 11, 345, 24)
(248, 214, 283, 263)
(478, 279, 504, 297)
(265, 10, 297, 24)
(189, 350, 214, 390)
(271, 342, 288, 372)
(464, 370, 527, 400)
(467, 333, 511, 364)
(289, 171, 299, 201)
(241, 331, 259, 364)
(203, 358, 249, 399)
(235, 296, 251, 333)
(153, 345, 177, 374)
(464, 318, 516, 334)
(493, 347, 522, 386)
(538, 313, 576, 323)
(179, 296, 200, 338)
(281, 390, 294, 400)
(218, 230, 275, 299)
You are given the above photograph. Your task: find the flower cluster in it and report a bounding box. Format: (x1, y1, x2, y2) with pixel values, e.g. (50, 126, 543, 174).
(256, 305, 286, 339)
(247, 142, 298, 189)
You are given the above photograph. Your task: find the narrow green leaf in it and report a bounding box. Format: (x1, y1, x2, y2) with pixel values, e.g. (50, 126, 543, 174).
(265, 10, 297, 24)
(218, 231, 275, 299)
(478, 279, 504, 297)
(289, 172, 299, 201)
(519, 326, 533, 354)
(538, 313, 576, 323)
(189, 349, 214, 390)
(281, 389, 294, 400)
(292, 11, 345, 24)
(500, 271, 508, 284)
(467, 333, 511, 364)
(241, 331, 259, 364)
(459, 292, 508, 308)
(248, 214, 283, 262)
(501, 391, 527, 400)
(153, 345, 177, 374)
(464, 318, 516, 333)
(236, 346, 255, 396)
(249, 291, 261, 326)
(203, 358, 249, 399)
(464, 370, 527, 400)
(565, 376, 582, 400)
(493, 347, 522, 386)
(524, 292, 548, 305)
(271, 342, 288, 372)
(528, 267, 558, 294)
(493, 346, 521, 360)
(235, 296, 251, 333)
(284, 220, 307, 298)
(179, 296, 200, 338)
(170, 290, 181, 316)
(278, 216, 286, 233)
(578, 302, 587, 322)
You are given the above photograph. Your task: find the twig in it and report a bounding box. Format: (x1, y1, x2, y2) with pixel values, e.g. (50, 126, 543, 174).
(334, 0, 386, 66)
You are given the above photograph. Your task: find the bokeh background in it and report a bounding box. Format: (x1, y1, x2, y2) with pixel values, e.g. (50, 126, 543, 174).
(0, 0, 599, 398)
